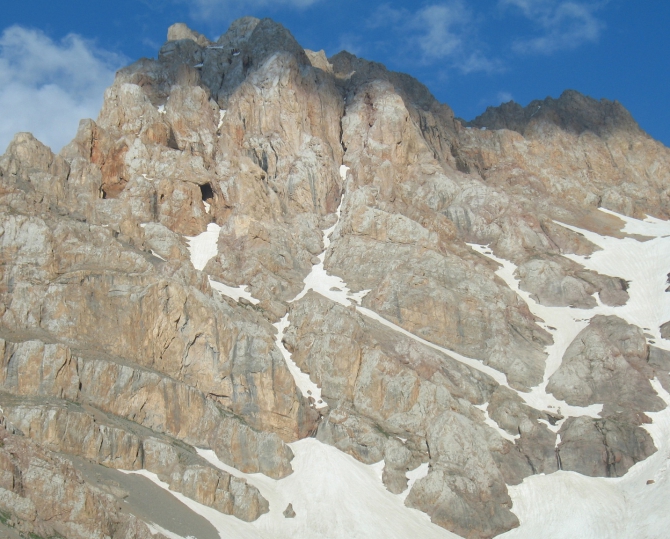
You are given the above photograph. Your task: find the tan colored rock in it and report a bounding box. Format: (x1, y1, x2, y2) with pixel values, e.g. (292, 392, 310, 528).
(220, 50, 343, 217)
(0, 201, 316, 442)
(305, 49, 333, 73)
(209, 212, 324, 307)
(288, 293, 525, 534)
(0, 133, 69, 203)
(0, 336, 297, 479)
(167, 22, 212, 47)
(0, 418, 168, 539)
(405, 411, 519, 539)
(0, 398, 269, 521)
(328, 233, 551, 389)
(2, 14, 670, 538)
(165, 84, 218, 161)
(458, 92, 670, 225)
(327, 79, 553, 389)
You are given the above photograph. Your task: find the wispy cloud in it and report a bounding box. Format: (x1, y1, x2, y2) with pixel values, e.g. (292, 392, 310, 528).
(0, 26, 123, 153)
(369, 1, 500, 74)
(501, 0, 605, 54)
(184, 0, 322, 21)
(496, 91, 514, 104)
(336, 33, 365, 57)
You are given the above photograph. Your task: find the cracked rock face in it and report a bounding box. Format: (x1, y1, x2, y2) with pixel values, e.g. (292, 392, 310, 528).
(0, 413, 172, 539)
(548, 315, 666, 477)
(0, 16, 669, 539)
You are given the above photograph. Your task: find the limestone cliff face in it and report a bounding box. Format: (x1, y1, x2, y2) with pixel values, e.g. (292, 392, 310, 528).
(0, 17, 669, 539)
(0, 412, 171, 539)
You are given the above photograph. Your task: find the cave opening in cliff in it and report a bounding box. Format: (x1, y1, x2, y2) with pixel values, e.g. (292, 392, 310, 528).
(200, 182, 214, 201)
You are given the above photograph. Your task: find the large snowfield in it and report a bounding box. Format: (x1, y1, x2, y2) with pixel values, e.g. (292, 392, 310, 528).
(156, 204, 670, 539)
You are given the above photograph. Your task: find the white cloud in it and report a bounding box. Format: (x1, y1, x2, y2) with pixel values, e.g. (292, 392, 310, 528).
(335, 33, 365, 57)
(501, 0, 604, 54)
(185, 0, 322, 20)
(0, 26, 123, 154)
(370, 1, 500, 74)
(496, 91, 514, 104)
(411, 3, 469, 60)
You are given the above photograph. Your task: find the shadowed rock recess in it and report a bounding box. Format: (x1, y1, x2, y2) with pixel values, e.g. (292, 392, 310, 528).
(1, 17, 669, 539)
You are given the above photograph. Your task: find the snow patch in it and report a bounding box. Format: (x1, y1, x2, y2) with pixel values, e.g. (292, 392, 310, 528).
(147, 522, 194, 539)
(290, 210, 370, 306)
(277, 164, 369, 407)
(196, 439, 455, 539)
(399, 463, 430, 503)
(474, 402, 520, 442)
(273, 314, 326, 409)
(185, 223, 221, 271)
(501, 379, 670, 539)
(495, 208, 670, 538)
(597, 207, 670, 237)
(557, 213, 670, 350)
(186, 224, 259, 305)
(218, 110, 226, 130)
(177, 184, 670, 538)
(467, 242, 603, 419)
(291, 172, 369, 308)
(209, 278, 259, 305)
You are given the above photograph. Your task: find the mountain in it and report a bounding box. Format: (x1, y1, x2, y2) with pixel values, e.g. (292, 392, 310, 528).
(0, 17, 669, 539)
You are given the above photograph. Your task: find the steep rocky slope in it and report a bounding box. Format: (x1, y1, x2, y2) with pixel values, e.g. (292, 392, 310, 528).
(1, 17, 669, 539)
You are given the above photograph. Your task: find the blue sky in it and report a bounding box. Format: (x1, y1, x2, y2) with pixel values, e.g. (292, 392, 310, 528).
(2, 1, 670, 151)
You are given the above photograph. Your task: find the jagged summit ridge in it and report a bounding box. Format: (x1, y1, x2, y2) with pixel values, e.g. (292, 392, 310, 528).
(465, 89, 642, 138)
(0, 16, 669, 539)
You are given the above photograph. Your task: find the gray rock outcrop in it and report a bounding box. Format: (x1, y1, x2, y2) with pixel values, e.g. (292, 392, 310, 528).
(548, 315, 667, 477)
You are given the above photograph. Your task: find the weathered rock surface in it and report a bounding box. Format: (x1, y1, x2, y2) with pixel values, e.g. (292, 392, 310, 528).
(0, 337, 295, 479)
(0, 414, 169, 539)
(487, 386, 560, 478)
(283, 503, 296, 518)
(405, 412, 519, 539)
(1, 14, 669, 539)
(286, 292, 559, 535)
(0, 396, 269, 521)
(548, 315, 665, 414)
(556, 414, 656, 478)
(548, 316, 666, 477)
(515, 256, 629, 308)
(461, 90, 670, 222)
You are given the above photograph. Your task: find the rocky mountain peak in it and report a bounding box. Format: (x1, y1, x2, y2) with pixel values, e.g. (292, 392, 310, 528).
(465, 88, 641, 138)
(167, 22, 212, 47)
(0, 15, 669, 539)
